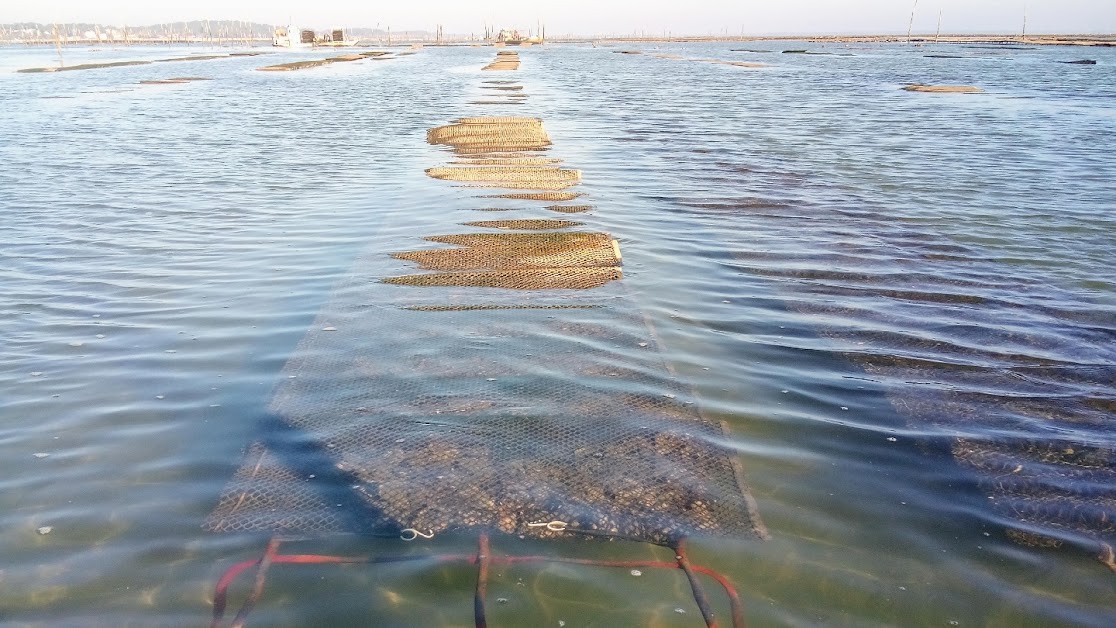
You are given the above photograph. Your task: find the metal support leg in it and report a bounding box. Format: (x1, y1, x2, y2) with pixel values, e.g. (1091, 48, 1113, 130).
(211, 537, 281, 628)
(475, 533, 491, 628)
(210, 536, 747, 627)
(675, 539, 720, 628)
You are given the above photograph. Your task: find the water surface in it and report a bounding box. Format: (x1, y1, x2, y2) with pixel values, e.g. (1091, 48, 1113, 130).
(1, 41, 1114, 625)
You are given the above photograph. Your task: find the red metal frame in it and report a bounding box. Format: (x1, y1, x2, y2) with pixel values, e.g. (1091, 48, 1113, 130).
(211, 536, 746, 628)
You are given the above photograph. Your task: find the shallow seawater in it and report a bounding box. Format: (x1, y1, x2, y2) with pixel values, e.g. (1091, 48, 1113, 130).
(1, 41, 1114, 626)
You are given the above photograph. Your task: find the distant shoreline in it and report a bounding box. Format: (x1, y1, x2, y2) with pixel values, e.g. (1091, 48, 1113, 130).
(1, 34, 1114, 47)
(556, 34, 1115, 46)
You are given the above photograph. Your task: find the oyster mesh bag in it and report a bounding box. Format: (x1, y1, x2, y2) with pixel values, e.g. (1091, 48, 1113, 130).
(206, 259, 764, 544)
(207, 113, 764, 545)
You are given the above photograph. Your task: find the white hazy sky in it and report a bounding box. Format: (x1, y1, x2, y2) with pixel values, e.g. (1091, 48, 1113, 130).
(9, 1, 1116, 35)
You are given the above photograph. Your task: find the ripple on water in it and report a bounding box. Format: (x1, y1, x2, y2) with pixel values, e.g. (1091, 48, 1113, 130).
(1, 41, 1115, 625)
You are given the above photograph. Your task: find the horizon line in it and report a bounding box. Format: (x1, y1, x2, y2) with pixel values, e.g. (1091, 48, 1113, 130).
(2, 20, 1116, 39)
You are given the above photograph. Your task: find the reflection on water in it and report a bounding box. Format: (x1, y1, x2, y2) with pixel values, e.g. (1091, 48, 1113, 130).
(1, 41, 1114, 625)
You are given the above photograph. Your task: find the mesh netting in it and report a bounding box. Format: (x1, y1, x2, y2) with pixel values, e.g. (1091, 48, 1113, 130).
(206, 288, 763, 543)
(383, 267, 623, 290)
(391, 233, 619, 271)
(547, 205, 595, 214)
(483, 192, 584, 201)
(716, 199, 1115, 558)
(451, 158, 564, 166)
(427, 119, 551, 154)
(206, 442, 349, 535)
(463, 180, 576, 190)
(206, 114, 765, 546)
(483, 51, 521, 71)
(462, 219, 583, 230)
(426, 166, 582, 185)
(955, 438, 1116, 545)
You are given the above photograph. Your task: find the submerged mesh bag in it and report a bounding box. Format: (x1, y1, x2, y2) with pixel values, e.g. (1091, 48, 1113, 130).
(461, 219, 583, 230)
(391, 232, 619, 271)
(206, 115, 766, 545)
(206, 280, 764, 544)
(483, 52, 521, 71)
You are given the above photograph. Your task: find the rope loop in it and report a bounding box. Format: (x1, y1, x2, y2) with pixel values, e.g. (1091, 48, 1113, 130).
(527, 520, 569, 532)
(400, 528, 435, 541)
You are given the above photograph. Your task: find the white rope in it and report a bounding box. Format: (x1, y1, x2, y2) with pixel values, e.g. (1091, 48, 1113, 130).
(527, 520, 568, 532)
(400, 528, 435, 541)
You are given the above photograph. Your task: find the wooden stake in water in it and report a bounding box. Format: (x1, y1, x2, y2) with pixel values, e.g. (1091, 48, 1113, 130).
(907, 0, 920, 44)
(52, 22, 63, 67)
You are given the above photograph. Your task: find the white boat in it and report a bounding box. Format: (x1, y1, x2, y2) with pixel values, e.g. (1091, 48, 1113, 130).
(272, 25, 312, 48)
